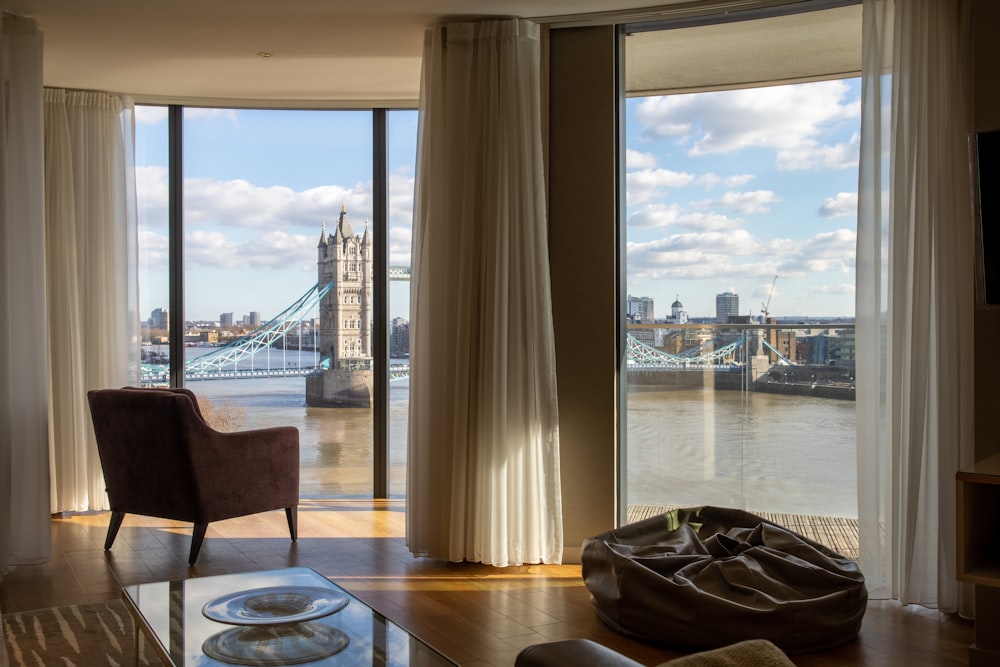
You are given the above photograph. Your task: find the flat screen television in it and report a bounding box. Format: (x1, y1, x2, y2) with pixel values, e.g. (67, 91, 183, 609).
(975, 129, 1000, 308)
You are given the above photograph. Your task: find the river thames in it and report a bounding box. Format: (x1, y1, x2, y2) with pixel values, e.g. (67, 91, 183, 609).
(180, 344, 857, 521)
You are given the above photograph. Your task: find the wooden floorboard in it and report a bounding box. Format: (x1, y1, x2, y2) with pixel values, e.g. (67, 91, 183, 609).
(0, 500, 974, 666)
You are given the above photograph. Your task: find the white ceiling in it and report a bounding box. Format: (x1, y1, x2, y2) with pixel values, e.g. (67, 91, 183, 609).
(7, 0, 695, 107)
(626, 4, 860, 96)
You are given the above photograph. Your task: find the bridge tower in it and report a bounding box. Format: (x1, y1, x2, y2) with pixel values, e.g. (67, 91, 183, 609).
(305, 204, 374, 407)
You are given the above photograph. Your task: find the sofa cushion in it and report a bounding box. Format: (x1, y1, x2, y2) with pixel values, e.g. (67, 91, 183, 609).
(514, 638, 795, 667)
(664, 639, 795, 666)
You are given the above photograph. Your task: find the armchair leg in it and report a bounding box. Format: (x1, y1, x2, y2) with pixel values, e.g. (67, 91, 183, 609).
(189, 523, 208, 565)
(286, 507, 298, 541)
(104, 511, 125, 550)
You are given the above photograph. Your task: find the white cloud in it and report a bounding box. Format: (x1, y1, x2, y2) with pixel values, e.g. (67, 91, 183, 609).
(627, 149, 658, 169)
(635, 80, 859, 170)
(134, 167, 386, 274)
(629, 204, 743, 231)
(389, 226, 412, 266)
(819, 192, 858, 219)
(626, 226, 855, 285)
(629, 168, 696, 188)
(626, 167, 696, 205)
(697, 190, 780, 215)
(389, 165, 415, 229)
(629, 204, 683, 229)
(775, 228, 856, 274)
(695, 173, 721, 189)
(185, 229, 315, 271)
(185, 230, 239, 267)
(778, 132, 860, 171)
(135, 106, 167, 125)
(811, 283, 856, 295)
(137, 163, 412, 233)
(138, 229, 168, 270)
(751, 279, 780, 303)
(725, 174, 755, 187)
(238, 230, 316, 270)
(627, 229, 765, 281)
(136, 166, 169, 226)
(674, 211, 743, 232)
(181, 176, 372, 230)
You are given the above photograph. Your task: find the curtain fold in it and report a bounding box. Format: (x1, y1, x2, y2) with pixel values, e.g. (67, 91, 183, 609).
(856, 0, 974, 612)
(44, 89, 139, 513)
(0, 14, 51, 571)
(407, 18, 563, 566)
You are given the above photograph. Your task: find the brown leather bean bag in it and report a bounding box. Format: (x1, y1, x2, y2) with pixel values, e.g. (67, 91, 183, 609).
(582, 506, 867, 654)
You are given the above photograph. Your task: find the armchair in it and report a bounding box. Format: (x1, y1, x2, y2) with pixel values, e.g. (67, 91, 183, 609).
(87, 386, 300, 564)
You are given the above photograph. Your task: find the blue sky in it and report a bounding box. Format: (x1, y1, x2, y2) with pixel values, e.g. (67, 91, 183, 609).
(625, 78, 861, 320)
(135, 108, 417, 323)
(135, 77, 860, 325)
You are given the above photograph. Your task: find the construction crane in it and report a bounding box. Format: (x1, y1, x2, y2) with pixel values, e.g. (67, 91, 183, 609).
(761, 275, 778, 321)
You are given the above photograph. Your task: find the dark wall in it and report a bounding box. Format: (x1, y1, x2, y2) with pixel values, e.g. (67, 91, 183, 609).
(548, 25, 619, 562)
(975, 0, 1000, 461)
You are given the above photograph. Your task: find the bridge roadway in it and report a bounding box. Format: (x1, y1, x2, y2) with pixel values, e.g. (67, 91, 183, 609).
(142, 361, 739, 385)
(140, 280, 772, 385)
(141, 363, 411, 384)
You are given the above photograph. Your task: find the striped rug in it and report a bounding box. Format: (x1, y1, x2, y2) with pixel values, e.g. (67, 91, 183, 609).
(2, 600, 161, 666)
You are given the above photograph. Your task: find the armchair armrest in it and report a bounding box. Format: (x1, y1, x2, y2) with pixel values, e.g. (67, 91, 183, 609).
(185, 422, 300, 522)
(516, 639, 644, 667)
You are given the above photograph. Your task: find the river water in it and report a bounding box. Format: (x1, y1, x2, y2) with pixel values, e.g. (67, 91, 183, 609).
(179, 346, 857, 519)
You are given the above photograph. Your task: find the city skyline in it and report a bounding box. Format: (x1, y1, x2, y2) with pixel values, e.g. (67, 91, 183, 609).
(135, 77, 860, 323)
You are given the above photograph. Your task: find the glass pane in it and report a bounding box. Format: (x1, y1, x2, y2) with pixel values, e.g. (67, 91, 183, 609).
(623, 76, 860, 540)
(181, 108, 374, 497)
(135, 105, 171, 386)
(388, 110, 418, 498)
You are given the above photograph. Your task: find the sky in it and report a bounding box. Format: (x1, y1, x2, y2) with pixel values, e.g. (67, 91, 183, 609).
(135, 108, 418, 323)
(134, 77, 861, 325)
(625, 78, 861, 321)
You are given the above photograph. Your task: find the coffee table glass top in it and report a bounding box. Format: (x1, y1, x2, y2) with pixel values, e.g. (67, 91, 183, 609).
(121, 566, 456, 666)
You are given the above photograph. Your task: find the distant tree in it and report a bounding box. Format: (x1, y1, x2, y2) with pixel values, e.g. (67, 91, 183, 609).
(146, 328, 168, 343)
(197, 397, 246, 432)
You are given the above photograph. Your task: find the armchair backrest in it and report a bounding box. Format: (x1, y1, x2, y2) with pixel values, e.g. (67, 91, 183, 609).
(87, 387, 211, 522)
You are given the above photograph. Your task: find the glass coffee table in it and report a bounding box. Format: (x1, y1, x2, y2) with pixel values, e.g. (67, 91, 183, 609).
(122, 566, 456, 666)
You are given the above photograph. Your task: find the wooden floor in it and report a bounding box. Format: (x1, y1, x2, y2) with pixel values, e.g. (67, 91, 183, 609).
(0, 499, 974, 666)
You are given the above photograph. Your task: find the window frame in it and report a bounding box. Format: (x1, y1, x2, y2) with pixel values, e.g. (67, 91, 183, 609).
(154, 104, 403, 499)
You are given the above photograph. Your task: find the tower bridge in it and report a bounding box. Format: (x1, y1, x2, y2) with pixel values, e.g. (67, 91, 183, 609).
(141, 225, 807, 389)
(142, 287, 782, 387)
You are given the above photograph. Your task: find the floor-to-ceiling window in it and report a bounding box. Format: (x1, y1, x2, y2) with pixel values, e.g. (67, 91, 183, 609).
(135, 106, 415, 499)
(621, 3, 862, 546)
(387, 110, 418, 498)
(135, 106, 171, 384)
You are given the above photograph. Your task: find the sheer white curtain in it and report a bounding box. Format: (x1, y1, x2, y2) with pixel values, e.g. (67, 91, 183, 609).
(0, 14, 51, 572)
(44, 89, 139, 513)
(856, 0, 974, 611)
(407, 18, 563, 566)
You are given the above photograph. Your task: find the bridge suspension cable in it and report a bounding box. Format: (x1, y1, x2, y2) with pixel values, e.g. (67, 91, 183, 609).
(626, 333, 747, 367)
(183, 279, 334, 376)
(761, 338, 796, 366)
(144, 275, 785, 385)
